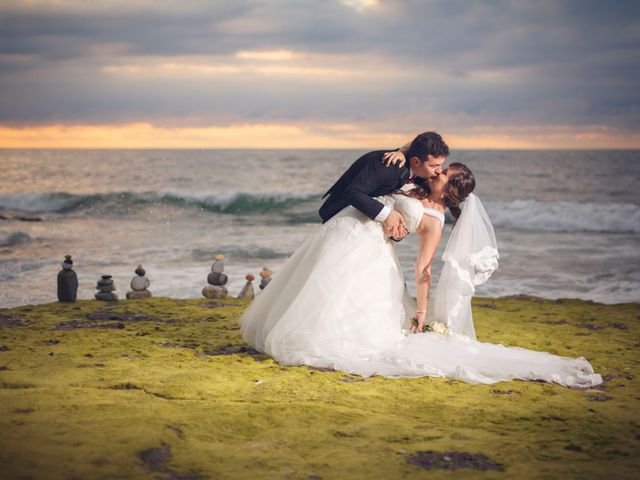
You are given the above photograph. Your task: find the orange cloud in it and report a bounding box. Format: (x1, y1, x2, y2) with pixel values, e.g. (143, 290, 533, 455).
(0, 123, 396, 149)
(0, 122, 638, 149)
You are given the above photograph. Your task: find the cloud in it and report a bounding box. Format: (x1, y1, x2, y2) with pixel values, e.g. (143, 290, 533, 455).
(0, 0, 638, 146)
(235, 50, 298, 61)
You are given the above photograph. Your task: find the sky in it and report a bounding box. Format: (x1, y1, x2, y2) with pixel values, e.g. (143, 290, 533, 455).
(0, 0, 639, 148)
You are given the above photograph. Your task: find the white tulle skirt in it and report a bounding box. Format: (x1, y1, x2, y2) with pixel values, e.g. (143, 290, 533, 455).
(240, 207, 603, 388)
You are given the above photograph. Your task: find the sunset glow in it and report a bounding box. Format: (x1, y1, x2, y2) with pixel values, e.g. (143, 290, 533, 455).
(1, 123, 637, 149)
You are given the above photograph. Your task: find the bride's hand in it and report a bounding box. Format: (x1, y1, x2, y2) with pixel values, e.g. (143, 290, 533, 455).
(410, 312, 426, 334)
(382, 150, 406, 167)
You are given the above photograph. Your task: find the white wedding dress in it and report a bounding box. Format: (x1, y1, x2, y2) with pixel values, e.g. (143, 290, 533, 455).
(240, 194, 603, 388)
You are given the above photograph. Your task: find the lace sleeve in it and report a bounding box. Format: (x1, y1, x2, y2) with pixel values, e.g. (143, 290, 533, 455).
(374, 194, 398, 210)
(391, 195, 424, 233)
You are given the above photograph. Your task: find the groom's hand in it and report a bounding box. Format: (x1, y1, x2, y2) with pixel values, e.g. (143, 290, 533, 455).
(383, 210, 407, 239)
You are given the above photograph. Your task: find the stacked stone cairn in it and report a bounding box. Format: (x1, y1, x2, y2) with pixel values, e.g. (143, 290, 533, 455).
(202, 254, 228, 299)
(126, 264, 152, 299)
(259, 267, 273, 290)
(95, 275, 118, 301)
(238, 273, 255, 300)
(57, 255, 78, 302)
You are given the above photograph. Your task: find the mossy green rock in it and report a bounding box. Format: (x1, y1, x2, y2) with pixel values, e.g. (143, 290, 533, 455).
(1, 296, 638, 479)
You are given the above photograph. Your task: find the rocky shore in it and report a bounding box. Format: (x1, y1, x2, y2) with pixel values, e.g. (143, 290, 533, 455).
(0, 296, 638, 479)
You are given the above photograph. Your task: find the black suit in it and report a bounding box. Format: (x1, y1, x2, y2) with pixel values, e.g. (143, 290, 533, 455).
(319, 149, 411, 223)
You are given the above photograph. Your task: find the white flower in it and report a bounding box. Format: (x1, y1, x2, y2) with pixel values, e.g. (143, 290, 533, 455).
(430, 321, 449, 335)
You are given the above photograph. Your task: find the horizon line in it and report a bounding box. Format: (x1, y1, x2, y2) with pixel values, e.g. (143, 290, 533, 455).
(1, 147, 639, 151)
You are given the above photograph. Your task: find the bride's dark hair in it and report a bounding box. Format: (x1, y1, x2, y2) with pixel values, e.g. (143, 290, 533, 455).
(398, 162, 475, 221)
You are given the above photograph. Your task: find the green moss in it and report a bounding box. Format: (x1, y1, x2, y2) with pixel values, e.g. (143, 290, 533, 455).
(0, 296, 638, 479)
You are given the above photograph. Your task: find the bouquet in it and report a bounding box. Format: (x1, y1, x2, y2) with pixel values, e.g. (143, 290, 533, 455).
(410, 316, 449, 335)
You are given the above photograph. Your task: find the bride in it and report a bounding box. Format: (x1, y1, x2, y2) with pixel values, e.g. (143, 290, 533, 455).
(239, 160, 603, 388)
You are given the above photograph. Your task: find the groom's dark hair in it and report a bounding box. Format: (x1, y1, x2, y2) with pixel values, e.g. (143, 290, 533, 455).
(407, 131, 449, 161)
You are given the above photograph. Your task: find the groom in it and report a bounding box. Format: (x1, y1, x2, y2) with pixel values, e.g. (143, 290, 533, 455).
(319, 131, 450, 239)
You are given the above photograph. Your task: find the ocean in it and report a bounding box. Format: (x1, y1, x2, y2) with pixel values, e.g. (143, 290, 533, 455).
(0, 149, 638, 308)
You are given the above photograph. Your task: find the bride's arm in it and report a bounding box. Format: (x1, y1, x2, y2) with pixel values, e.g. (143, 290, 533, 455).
(382, 140, 411, 167)
(411, 216, 443, 333)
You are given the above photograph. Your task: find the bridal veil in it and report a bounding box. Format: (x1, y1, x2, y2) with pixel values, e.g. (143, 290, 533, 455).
(430, 193, 499, 339)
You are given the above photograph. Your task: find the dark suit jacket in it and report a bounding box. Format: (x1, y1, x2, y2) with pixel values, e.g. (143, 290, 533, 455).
(319, 150, 410, 223)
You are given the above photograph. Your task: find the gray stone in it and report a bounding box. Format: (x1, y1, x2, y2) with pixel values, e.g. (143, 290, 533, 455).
(207, 272, 228, 286)
(131, 276, 150, 291)
(237, 281, 255, 300)
(96, 284, 116, 293)
(202, 285, 227, 299)
(95, 292, 118, 301)
(259, 267, 273, 290)
(211, 260, 224, 274)
(57, 269, 78, 302)
(126, 290, 152, 300)
(97, 276, 114, 287)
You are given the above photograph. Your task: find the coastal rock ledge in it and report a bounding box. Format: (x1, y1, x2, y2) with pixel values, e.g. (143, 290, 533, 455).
(0, 296, 638, 479)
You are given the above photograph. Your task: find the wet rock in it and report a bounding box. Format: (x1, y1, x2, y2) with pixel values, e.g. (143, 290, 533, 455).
(126, 290, 152, 300)
(131, 276, 150, 291)
(565, 443, 583, 452)
(201, 345, 261, 356)
(202, 285, 228, 299)
(407, 451, 503, 471)
(85, 310, 158, 322)
(111, 383, 143, 390)
(97, 276, 114, 286)
(52, 320, 126, 330)
(237, 273, 255, 300)
(586, 395, 613, 402)
(95, 292, 118, 301)
(211, 254, 225, 275)
(95, 275, 118, 301)
(57, 255, 78, 302)
(136, 443, 202, 479)
(207, 272, 228, 286)
(491, 389, 514, 395)
(137, 444, 171, 472)
(259, 267, 273, 290)
(199, 300, 241, 308)
(127, 264, 152, 299)
(13, 408, 34, 414)
(0, 313, 31, 328)
(203, 254, 228, 298)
